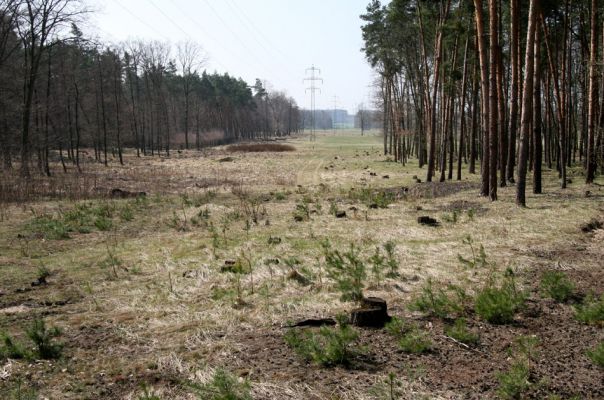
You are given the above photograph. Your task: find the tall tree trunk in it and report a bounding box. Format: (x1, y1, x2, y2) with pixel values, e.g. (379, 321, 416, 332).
(586, 0, 599, 183)
(507, 0, 520, 183)
(474, 0, 490, 196)
(458, 35, 471, 181)
(533, 25, 543, 194)
(517, 0, 539, 207)
(488, 0, 499, 200)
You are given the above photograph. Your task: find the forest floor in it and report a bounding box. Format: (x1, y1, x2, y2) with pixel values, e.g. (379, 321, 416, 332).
(0, 130, 603, 400)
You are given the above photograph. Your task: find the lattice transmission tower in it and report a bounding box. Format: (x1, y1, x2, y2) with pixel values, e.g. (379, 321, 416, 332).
(304, 65, 322, 141)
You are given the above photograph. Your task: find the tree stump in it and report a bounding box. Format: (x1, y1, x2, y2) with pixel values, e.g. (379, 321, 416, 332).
(335, 211, 347, 219)
(350, 297, 391, 328)
(418, 216, 440, 227)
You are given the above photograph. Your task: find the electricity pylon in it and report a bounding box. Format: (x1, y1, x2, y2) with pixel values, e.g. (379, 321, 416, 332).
(332, 95, 339, 134)
(304, 65, 322, 141)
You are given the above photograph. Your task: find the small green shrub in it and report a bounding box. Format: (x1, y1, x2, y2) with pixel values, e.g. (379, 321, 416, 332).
(274, 191, 287, 201)
(444, 319, 479, 345)
(398, 327, 432, 354)
(457, 235, 488, 269)
(369, 246, 386, 286)
(26, 319, 63, 360)
(497, 361, 530, 400)
(4, 380, 38, 400)
(409, 279, 465, 319)
(385, 317, 432, 354)
(587, 342, 604, 368)
(284, 317, 363, 367)
(383, 240, 399, 277)
(575, 294, 604, 325)
(349, 188, 394, 209)
(293, 201, 310, 222)
(94, 215, 113, 231)
(188, 368, 252, 400)
(475, 271, 526, 325)
(540, 271, 575, 303)
(0, 333, 29, 360)
(496, 335, 539, 399)
(120, 205, 134, 222)
(322, 240, 366, 303)
(36, 265, 51, 283)
(28, 216, 70, 240)
(63, 207, 95, 233)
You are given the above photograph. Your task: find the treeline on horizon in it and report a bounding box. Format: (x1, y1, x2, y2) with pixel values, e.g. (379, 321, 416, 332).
(0, 0, 302, 177)
(361, 0, 603, 205)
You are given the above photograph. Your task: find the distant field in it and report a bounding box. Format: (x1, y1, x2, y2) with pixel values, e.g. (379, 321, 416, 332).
(0, 131, 603, 400)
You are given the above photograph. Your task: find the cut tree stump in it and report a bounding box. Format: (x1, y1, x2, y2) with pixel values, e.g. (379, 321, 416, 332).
(350, 297, 391, 328)
(418, 216, 440, 227)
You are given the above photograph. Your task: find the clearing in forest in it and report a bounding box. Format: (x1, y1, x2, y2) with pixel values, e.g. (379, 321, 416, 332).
(0, 131, 603, 400)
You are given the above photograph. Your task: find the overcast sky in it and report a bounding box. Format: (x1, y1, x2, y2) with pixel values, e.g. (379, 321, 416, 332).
(90, 0, 380, 113)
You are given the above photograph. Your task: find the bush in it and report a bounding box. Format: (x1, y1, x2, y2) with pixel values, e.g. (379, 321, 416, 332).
(385, 317, 432, 354)
(349, 188, 394, 209)
(497, 361, 530, 400)
(444, 319, 479, 345)
(369, 246, 387, 285)
(188, 368, 252, 400)
(28, 215, 71, 240)
(26, 319, 63, 360)
(36, 265, 51, 284)
(409, 279, 465, 319)
(540, 271, 575, 303)
(322, 241, 366, 303)
(587, 342, 604, 368)
(293, 201, 310, 222)
(119, 205, 134, 222)
(475, 271, 526, 325)
(0, 333, 29, 360)
(383, 240, 399, 277)
(457, 235, 488, 269)
(94, 215, 113, 231)
(575, 294, 604, 325)
(284, 317, 363, 367)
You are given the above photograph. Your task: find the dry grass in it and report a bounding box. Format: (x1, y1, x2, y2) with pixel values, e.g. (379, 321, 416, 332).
(0, 130, 603, 399)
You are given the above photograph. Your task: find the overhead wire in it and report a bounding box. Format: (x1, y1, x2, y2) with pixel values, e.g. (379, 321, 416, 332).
(196, 0, 288, 88)
(108, 0, 171, 41)
(224, 0, 300, 67)
(145, 0, 231, 72)
(222, 0, 296, 75)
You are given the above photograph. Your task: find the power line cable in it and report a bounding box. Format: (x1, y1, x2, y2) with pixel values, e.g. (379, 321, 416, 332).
(222, 0, 299, 76)
(196, 0, 287, 87)
(145, 0, 231, 72)
(109, 0, 171, 41)
(225, 0, 299, 66)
